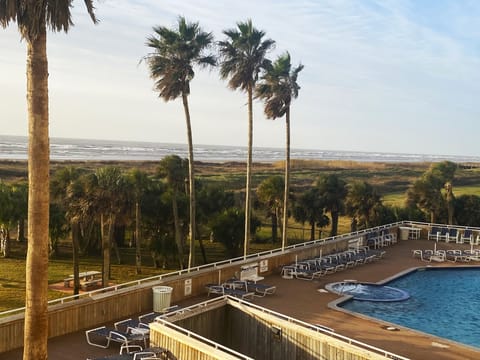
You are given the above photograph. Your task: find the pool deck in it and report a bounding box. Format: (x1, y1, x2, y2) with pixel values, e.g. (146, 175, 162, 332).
(1, 238, 480, 360)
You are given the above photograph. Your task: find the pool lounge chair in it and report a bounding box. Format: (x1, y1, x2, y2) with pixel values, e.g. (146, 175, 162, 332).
(85, 326, 148, 351)
(87, 346, 176, 360)
(460, 229, 474, 244)
(205, 283, 255, 300)
(412, 249, 434, 262)
(437, 228, 448, 242)
(296, 262, 329, 279)
(114, 318, 150, 334)
(115, 306, 182, 333)
(231, 280, 276, 297)
(428, 226, 440, 241)
(445, 250, 470, 263)
(445, 228, 459, 243)
(280, 263, 323, 280)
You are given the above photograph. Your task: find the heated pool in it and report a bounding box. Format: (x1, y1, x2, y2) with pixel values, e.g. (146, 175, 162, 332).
(326, 282, 410, 302)
(339, 267, 480, 348)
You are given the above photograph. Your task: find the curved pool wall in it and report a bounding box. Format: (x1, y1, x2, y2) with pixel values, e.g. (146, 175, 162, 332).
(329, 266, 480, 349)
(325, 282, 410, 302)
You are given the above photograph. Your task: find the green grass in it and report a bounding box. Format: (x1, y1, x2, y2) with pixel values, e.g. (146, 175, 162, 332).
(382, 185, 480, 208)
(453, 186, 480, 197)
(382, 192, 406, 207)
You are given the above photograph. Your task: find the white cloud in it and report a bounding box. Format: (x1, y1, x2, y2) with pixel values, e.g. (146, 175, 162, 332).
(1, 0, 480, 156)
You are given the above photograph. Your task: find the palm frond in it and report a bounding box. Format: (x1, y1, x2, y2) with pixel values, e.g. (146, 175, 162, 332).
(255, 51, 304, 119)
(1, 0, 97, 39)
(145, 17, 215, 102)
(218, 20, 275, 93)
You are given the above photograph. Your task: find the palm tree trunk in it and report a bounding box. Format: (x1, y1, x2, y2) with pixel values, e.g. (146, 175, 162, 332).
(331, 210, 339, 237)
(24, 26, 50, 360)
(72, 221, 80, 296)
(244, 85, 254, 258)
(112, 234, 121, 264)
(172, 189, 184, 269)
(182, 93, 196, 268)
(135, 201, 142, 274)
(102, 213, 114, 287)
(271, 211, 277, 243)
(17, 218, 25, 242)
(282, 108, 290, 250)
(310, 221, 315, 241)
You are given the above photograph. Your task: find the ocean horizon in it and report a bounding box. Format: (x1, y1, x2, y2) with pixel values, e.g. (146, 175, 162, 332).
(1, 134, 479, 164)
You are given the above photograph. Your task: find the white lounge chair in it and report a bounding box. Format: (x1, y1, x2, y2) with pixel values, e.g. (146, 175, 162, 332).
(85, 326, 148, 351)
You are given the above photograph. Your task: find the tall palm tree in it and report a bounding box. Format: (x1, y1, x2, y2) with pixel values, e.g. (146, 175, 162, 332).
(257, 175, 284, 243)
(406, 161, 456, 223)
(0, 2, 97, 359)
(316, 174, 347, 237)
(256, 52, 303, 250)
(128, 169, 150, 275)
(94, 167, 129, 286)
(158, 155, 188, 269)
(144, 17, 215, 268)
(51, 167, 83, 295)
(218, 19, 275, 257)
(292, 187, 329, 241)
(345, 181, 382, 229)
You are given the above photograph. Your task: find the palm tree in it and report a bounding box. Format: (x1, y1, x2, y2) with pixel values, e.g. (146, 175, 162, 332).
(128, 169, 150, 275)
(292, 188, 329, 241)
(406, 161, 456, 223)
(345, 181, 382, 229)
(0, 181, 13, 258)
(94, 167, 129, 286)
(0, 2, 97, 358)
(257, 175, 284, 243)
(51, 167, 83, 295)
(158, 155, 188, 269)
(255, 52, 303, 250)
(144, 17, 215, 268)
(218, 19, 275, 257)
(316, 174, 347, 237)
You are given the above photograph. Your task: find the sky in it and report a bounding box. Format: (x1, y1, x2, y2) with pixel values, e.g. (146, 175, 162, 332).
(1, 0, 480, 157)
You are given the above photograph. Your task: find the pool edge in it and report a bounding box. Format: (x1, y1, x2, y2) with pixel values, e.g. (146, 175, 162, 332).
(326, 265, 480, 353)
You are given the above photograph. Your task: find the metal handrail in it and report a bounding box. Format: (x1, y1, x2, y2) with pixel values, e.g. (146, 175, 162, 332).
(0, 220, 453, 317)
(228, 296, 410, 360)
(154, 300, 254, 360)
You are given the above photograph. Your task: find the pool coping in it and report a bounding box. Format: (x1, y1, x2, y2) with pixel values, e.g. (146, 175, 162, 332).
(326, 265, 480, 352)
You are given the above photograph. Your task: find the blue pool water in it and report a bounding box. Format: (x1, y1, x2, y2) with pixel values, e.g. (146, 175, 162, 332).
(340, 267, 480, 348)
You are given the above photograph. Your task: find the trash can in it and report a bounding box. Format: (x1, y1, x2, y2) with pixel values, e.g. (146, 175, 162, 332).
(152, 286, 173, 312)
(399, 227, 410, 241)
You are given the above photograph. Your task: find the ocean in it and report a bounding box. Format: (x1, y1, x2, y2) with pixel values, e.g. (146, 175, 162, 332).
(1, 134, 479, 163)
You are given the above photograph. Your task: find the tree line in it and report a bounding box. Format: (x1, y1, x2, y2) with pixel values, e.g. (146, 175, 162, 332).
(2, 159, 476, 271)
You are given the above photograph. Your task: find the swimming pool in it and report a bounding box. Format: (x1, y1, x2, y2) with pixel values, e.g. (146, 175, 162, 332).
(339, 267, 480, 348)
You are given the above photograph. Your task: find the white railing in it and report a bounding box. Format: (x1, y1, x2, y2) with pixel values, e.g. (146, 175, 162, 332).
(0, 221, 414, 317)
(154, 295, 409, 360)
(153, 298, 254, 360)
(227, 296, 410, 360)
